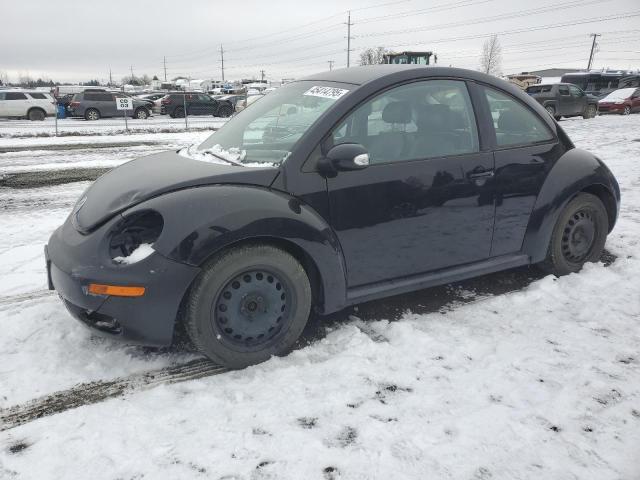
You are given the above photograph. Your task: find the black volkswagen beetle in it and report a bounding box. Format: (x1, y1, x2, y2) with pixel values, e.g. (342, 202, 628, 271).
(46, 66, 620, 368)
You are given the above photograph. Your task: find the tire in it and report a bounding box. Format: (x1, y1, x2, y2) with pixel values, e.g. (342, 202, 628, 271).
(84, 108, 100, 121)
(539, 193, 608, 276)
(173, 107, 185, 118)
(184, 244, 312, 369)
(554, 115, 562, 121)
(583, 104, 597, 119)
(545, 105, 556, 118)
(134, 107, 149, 119)
(27, 108, 46, 121)
(216, 104, 233, 118)
(622, 105, 631, 116)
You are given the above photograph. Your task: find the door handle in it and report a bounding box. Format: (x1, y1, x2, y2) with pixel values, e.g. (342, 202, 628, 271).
(468, 170, 494, 179)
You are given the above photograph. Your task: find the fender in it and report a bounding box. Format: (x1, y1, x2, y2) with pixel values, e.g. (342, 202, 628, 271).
(521, 148, 620, 264)
(125, 185, 348, 314)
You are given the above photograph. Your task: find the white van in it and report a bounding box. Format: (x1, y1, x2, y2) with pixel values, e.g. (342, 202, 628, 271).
(0, 89, 57, 120)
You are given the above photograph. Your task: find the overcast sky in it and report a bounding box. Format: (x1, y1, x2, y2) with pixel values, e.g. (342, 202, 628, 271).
(1, 0, 639, 83)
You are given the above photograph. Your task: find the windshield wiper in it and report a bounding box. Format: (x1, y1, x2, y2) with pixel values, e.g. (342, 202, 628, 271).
(201, 150, 245, 167)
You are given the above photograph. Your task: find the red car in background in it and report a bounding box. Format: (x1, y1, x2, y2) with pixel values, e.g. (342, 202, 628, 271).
(597, 87, 640, 115)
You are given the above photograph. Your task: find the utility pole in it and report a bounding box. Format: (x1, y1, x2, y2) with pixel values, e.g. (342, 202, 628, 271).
(130, 65, 134, 82)
(587, 33, 601, 70)
(328, 60, 335, 71)
(109, 68, 113, 86)
(260, 69, 266, 82)
(220, 45, 225, 82)
(346, 11, 354, 68)
(163, 56, 167, 81)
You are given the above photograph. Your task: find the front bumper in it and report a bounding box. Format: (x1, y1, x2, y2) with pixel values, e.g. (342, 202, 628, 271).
(598, 104, 625, 113)
(46, 215, 200, 346)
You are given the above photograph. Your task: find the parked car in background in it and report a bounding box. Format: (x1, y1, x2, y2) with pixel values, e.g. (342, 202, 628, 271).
(212, 94, 247, 113)
(135, 92, 166, 114)
(597, 88, 640, 115)
(526, 83, 598, 120)
(160, 92, 234, 118)
(0, 90, 56, 120)
(69, 91, 151, 120)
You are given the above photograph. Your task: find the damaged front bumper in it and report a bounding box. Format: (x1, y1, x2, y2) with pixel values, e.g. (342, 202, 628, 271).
(46, 215, 200, 346)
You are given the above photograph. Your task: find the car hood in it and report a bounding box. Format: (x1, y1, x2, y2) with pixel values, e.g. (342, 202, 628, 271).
(74, 150, 279, 233)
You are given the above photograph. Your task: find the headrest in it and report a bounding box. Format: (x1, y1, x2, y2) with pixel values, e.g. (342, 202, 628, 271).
(497, 109, 531, 133)
(416, 104, 452, 131)
(382, 101, 412, 124)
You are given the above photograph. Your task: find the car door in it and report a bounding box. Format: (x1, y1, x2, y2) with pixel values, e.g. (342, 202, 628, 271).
(557, 85, 573, 115)
(479, 86, 560, 256)
(569, 85, 587, 114)
(631, 88, 640, 112)
(324, 79, 495, 287)
(4, 92, 28, 116)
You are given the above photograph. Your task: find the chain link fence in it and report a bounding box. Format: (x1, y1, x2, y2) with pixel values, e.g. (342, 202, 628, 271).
(0, 91, 234, 138)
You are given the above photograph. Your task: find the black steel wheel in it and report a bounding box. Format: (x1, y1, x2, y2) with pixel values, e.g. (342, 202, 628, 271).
(184, 244, 312, 369)
(540, 193, 608, 276)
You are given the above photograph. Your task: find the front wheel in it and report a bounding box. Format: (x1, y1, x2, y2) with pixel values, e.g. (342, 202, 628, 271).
(184, 244, 312, 369)
(583, 104, 597, 119)
(622, 106, 631, 115)
(173, 107, 185, 118)
(216, 104, 233, 118)
(134, 107, 149, 119)
(539, 193, 608, 276)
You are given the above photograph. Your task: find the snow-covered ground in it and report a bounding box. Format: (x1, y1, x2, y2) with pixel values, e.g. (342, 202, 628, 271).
(0, 115, 639, 479)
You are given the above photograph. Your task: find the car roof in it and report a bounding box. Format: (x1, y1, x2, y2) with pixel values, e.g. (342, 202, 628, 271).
(2, 89, 51, 93)
(299, 65, 511, 87)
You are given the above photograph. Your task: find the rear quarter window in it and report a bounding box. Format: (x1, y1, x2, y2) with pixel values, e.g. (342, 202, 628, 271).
(483, 86, 554, 148)
(28, 93, 47, 99)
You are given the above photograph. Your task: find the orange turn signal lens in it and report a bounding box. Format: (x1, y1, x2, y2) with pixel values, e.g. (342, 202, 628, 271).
(88, 283, 146, 297)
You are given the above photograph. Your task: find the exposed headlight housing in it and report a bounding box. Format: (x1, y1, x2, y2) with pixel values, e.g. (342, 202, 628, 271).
(108, 210, 163, 262)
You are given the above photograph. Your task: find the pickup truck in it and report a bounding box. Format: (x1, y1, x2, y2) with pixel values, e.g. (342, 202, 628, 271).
(525, 83, 598, 120)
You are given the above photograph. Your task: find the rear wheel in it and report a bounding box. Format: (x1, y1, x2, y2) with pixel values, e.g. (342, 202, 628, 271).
(27, 108, 46, 121)
(622, 105, 631, 115)
(85, 108, 100, 121)
(539, 193, 608, 276)
(184, 244, 312, 369)
(173, 106, 185, 118)
(583, 104, 597, 119)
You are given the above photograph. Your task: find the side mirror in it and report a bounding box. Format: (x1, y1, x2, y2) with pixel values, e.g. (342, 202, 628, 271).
(319, 143, 369, 174)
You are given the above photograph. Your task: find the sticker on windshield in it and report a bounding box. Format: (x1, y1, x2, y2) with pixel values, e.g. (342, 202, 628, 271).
(303, 86, 349, 100)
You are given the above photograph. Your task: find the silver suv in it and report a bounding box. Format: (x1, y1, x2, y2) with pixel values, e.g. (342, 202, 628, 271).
(69, 91, 151, 120)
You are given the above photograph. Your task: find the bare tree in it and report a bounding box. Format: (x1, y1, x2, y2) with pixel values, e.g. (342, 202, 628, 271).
(480, 35, 502, 76)
(360, 47, 388, 66)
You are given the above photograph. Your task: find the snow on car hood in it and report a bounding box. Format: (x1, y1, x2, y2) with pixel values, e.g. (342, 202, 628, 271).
(598, 88, 636, 103)
(73, 150, 279, 233)
(179, 144, 279, 169)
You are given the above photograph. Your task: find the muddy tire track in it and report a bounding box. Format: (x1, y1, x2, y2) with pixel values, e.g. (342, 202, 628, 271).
(0, 290, 54, 307)
(0, 359, 226, 431)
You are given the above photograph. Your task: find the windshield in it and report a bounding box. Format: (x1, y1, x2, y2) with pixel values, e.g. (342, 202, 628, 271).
(195, 81, 352, 166)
